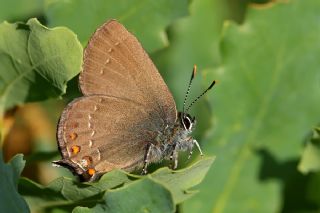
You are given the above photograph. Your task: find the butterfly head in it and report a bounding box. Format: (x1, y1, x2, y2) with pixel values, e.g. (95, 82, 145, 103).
(179, 112, 196, 132)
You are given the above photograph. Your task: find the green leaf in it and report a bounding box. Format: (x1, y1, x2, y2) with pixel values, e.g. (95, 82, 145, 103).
(74, 178, 175, 213)
(150, 157, 215, 204)
(19, 158, 213, 212)
(45, 0, 189, 52)
(0, 18, 82, 112)
(183, 1, 320, 212)
(0, 152, 29, 213)
(298, 127, 320, 174)
(19, 170, 130, 212)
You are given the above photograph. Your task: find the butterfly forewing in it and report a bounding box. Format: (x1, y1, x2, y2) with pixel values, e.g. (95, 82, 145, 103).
(79, 20, 176, 124)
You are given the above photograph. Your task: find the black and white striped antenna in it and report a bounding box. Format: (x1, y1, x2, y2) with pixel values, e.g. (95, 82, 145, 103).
(182, 65, 197, 113)
(182, 65, 217, 113)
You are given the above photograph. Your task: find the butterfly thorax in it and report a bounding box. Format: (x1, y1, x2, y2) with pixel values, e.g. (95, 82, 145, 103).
(150, 112, 196, 162)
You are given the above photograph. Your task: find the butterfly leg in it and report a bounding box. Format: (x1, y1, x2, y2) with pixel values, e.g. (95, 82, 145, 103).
(187, 147, 193, 160)
(193, 139, 204, 156)
(141, 143, 153, 175)
(173, 151, 179, 169)
(170, 144, 179, 169)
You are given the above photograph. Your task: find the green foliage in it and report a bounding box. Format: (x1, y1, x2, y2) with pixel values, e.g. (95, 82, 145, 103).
(73, 178, 174, 213)
(0, 153, 29, 213)
(182, 1, 320, 212)
(45, 0, 189, 52)
(0, 0, 320, 212)
(19, 158, 213, 212)
(0, 18, 82, 112)
(0, 0, 44, 22)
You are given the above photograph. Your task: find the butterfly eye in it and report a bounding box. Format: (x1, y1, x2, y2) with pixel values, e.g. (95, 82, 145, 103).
(183, 115, 192, 130)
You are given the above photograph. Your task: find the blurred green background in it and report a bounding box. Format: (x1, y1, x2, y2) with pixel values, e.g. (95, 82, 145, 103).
(1, 0, 320, 212)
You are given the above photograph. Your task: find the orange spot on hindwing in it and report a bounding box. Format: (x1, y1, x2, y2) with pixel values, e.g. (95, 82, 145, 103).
(88, 168, 96, 176)
(71, 145, 80, 155)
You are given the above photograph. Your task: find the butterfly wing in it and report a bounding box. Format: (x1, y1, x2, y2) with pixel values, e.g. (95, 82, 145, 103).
(79, 20, 176, 125)
(56, 95, 165, 181)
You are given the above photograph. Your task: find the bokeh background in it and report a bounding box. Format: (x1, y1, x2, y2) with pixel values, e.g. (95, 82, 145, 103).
(1, 0, 320, 212)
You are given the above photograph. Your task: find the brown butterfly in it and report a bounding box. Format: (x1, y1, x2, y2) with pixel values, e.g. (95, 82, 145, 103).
(53, 20, 216, 182)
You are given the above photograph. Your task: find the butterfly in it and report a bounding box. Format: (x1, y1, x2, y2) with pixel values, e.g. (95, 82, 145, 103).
(53, 20, 216, 182)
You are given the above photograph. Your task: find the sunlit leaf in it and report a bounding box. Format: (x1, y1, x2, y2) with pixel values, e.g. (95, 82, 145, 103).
(73, 178, 175, 213)
(298, 127, 320, 174)
(150, 157, 214, 204)
(20, 158, 213, 212)
(0, 18, 82, 112)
